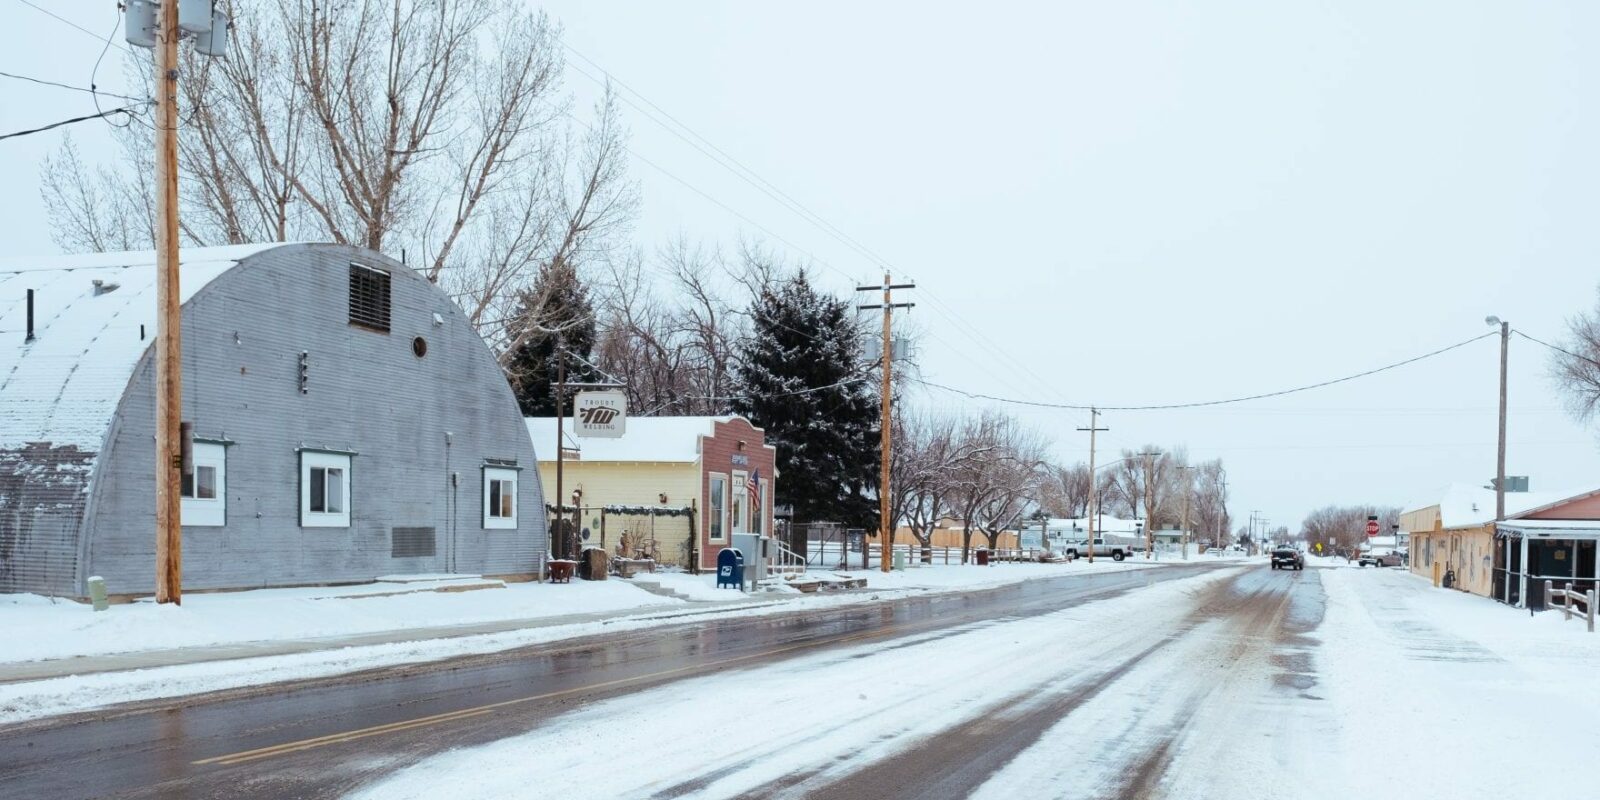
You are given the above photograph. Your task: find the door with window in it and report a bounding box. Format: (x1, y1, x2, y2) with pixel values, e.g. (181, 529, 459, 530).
(730, 470, 747, 535)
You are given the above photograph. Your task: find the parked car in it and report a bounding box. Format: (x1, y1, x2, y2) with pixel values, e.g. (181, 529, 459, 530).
(1358, 549, 1403, 568)
(1062, 538, 1134, 561)
(1270, 547, 1304, 570)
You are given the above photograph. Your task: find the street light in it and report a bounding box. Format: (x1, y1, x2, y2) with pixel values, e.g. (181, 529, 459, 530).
(1486, 315, 1509, 521)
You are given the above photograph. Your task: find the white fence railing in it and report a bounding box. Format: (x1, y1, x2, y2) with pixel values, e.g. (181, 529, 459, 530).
(1545, 580, 1596, 633)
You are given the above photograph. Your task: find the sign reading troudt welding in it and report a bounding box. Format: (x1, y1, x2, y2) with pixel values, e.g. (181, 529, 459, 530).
(574, 390, 627, 438)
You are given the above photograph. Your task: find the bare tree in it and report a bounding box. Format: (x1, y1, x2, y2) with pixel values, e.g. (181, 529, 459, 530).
(946, 412, 1046, 561)
(1040, 463, 1092, 518)
(1553, 288, 1600, 423)
(40, 0, 635, 345)
(1189, 459, 1231, 547)
(1299, 504, 1401, 558)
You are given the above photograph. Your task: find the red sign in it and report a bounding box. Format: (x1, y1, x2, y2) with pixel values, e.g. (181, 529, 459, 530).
(1366, 519, 1380, 537)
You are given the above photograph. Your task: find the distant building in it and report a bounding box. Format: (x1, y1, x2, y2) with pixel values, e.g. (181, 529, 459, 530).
(0, 244, 544, 598)
(525, 415, 776, 572)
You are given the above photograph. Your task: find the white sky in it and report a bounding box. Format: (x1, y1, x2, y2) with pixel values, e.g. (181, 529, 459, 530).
(5, 2, 1600, 534)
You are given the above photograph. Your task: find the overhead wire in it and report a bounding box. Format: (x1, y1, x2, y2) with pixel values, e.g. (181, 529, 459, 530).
(912, 331, 1498, 412)
(0, 70, 142, 102)
(560, 52, 1064, 402)
(0, 103, 149, 141)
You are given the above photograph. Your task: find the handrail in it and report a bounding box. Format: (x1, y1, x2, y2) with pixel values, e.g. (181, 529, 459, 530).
(1544, 580, 1596, 633)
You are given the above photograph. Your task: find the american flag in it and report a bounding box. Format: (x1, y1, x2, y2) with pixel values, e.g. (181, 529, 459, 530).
(746, 468, 761, 507)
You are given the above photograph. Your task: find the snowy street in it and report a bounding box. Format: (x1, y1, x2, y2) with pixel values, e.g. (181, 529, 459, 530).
(7, 558, 1594, 799)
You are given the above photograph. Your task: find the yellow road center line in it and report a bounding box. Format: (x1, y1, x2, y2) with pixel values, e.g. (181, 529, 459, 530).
(193, 626, 891, 766)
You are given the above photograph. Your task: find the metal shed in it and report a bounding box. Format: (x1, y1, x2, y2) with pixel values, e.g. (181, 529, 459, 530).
(0, 243, 545, 598)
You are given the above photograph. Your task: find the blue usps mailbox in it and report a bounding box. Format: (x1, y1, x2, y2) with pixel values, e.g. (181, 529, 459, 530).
(716, 548, 744, 589)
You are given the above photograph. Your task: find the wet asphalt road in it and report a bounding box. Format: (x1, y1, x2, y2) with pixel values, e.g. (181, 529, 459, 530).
(781, 562, 1328, 800)
(0, 563, 1239, 800)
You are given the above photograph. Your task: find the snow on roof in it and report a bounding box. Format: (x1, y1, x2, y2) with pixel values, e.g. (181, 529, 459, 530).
(1416, 483, 1577, 529)
(0, 244, 288, 450)
(524, 415, 744, 463)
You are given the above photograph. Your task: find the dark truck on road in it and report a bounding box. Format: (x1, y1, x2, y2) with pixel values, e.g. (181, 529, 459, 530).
(1270, 547, 1304, 570)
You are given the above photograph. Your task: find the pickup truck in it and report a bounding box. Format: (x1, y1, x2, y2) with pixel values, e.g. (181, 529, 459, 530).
(1270, 547, 1305, 570)
(1061, 538, 1134, 562)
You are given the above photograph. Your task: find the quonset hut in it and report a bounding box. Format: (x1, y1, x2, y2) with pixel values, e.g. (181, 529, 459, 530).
(0, 243, 544, 598)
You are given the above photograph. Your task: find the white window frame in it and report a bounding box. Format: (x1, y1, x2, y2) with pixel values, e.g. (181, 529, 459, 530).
(300, 451, 352, 528)
(483, 467, 519, 529)
(708, 473, 728, 543)
(180, 442, 227, 527)
(731, 470, 748, 535)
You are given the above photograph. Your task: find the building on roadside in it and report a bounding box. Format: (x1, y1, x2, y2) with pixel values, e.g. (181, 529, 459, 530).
(0, 244, 544, 599)
(524, 415, 776, 572)
(1403, 483, 1600, 606)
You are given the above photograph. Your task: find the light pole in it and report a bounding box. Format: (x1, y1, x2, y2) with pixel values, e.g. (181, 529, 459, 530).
(1486, 316, 1509, 521)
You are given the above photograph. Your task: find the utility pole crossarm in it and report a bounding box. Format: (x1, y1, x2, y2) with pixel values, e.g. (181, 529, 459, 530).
(1076, 409, 1109, 563)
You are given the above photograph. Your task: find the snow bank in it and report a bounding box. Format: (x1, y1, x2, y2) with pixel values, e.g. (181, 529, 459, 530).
(0, 578, 675, 664)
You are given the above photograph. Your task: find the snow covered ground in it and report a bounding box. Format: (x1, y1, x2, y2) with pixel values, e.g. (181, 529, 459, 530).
(0, 577, 675, 664)
(347, 560, 1600, 800)
(0, 558, 1179, 724)
(348, 565, 1247, 800)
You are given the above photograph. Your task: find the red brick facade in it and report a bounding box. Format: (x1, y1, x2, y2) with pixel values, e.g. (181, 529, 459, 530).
(697, 417, 778, 572)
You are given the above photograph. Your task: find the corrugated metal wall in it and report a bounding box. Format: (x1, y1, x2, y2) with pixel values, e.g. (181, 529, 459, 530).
(0, 443, 95, 595)
(78, 244, 544, 596)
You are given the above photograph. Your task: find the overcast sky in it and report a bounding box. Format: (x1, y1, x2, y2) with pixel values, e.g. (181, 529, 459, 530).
(6, 2, 1600, 535)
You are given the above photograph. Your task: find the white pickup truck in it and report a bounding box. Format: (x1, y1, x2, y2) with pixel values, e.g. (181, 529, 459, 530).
(1060, 537, 1136, 561)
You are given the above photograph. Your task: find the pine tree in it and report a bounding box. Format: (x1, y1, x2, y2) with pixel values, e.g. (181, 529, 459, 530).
(504, 264, 599, 416)
(732, 270, 879, 528)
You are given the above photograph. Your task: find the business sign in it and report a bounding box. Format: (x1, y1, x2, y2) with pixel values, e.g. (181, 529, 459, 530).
(573, 390, 627, 439)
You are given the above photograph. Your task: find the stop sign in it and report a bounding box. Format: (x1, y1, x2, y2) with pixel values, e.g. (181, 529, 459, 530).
(1366, 519, 1380, 537)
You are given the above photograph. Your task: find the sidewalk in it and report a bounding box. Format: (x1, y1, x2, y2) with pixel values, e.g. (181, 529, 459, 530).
(0, 594, 774, 685)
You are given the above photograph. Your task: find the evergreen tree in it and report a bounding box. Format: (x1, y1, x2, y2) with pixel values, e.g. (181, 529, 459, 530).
(732, 270, 879, 528)
(505, 264, 599, 416)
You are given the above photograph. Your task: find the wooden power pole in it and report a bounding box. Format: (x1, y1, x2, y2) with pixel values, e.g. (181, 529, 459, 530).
(858, 275, 913, 574)
(1077, 409, 1108, 563)
(153, 0, 183, 605)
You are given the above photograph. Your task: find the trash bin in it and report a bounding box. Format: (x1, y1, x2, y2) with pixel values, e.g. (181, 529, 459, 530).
(716, 548, 745, 589)
(975, 548, 990, 566)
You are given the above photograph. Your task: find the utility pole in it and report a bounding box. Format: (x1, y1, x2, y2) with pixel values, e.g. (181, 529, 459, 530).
(552, 335, 567, 569)
(1178, 465, 1193, 561)
(1488, 316, 1510, 521)
(1077, 409, 1109, 563)
(858, 275, 914, 574)
(548, 337, 624, 571)
(123, 0, 230, 607)
(1138, 449, 1161, 559)
(152, 0, 183, 605)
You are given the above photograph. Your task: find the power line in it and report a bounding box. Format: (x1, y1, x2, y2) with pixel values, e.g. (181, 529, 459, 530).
(0, 70, 143, 102)
(14, 0, 130, 52)
(559, 47, 1066, 402)
(0, 103, 149, 141)
(914, 331, 1498, 412)
(1514, 329, 1600, 370)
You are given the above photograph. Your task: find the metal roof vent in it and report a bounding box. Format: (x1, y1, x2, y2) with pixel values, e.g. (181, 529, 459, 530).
(92, 279, 120, 295)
